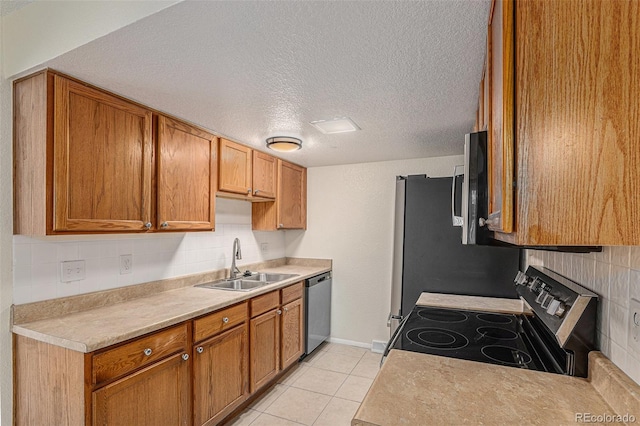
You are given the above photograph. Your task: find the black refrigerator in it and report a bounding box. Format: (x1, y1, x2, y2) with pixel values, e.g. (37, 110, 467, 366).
(388, 175, 521, 334)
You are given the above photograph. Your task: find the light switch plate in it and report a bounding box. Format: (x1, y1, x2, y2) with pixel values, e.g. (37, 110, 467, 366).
(629, 298, 640, 353)
(60, 260, 85, 282)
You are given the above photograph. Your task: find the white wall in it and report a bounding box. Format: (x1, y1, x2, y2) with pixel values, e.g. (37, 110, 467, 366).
(285, 155, 464, 346)
(527, 248, 640, 385)
(2, 1, 180, 78)
(0, 3, 182, 423)
(13, 199, 285, 304)
(0, 14, 13, 425)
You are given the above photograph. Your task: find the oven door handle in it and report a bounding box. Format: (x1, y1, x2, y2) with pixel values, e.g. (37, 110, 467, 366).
(381, 314, 410, 367)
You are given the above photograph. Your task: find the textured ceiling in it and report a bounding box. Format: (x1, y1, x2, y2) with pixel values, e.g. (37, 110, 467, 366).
(43, 0, 490, 167)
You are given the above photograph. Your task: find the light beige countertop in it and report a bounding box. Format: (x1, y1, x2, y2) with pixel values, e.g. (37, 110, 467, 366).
(353, 350, 639, 426)
(416, 292, 531, 315)
(12, 259, 330, 353)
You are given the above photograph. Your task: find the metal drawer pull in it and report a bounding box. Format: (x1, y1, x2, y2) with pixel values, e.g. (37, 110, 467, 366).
(276, 309, 282, 315)
(182, 353, 189, 361)
(144, 222, 152, 229)
(284, 307, 289, 312)
(196, 346, 204, 354)
(222, 317, 229, 323)
(143, 348, 152, 356)
(160, 222, 169, 228)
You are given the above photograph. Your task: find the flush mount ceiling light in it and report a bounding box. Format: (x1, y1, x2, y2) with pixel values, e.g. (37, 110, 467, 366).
(309, 117, 360, 134)
(266, 136, 302, 152)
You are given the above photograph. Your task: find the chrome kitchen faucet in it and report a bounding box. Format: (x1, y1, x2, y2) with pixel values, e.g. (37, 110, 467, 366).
(230, 238, 242, 279)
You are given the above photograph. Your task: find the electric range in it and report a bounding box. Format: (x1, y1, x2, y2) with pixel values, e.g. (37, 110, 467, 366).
(385, 266, 598, 377)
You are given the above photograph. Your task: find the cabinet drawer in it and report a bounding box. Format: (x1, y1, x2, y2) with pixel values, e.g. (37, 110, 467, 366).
(281, 282, 303, 305)
(92, 324, 187, 386)
(193, 301, 248, 343)
(251, 291, 279, 318)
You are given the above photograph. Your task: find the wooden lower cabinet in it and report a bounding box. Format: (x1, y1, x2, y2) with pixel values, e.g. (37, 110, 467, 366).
(193, 324, 249, 426)
(14, 283, 309, 425)
(92, 352, 191, 426)
(250, 309, 281, 392)
(280, 298, 304, 370)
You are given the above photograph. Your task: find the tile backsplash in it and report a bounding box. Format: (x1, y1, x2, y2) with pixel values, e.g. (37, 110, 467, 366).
(527, 247, 640, 385)
(13, 199, 285, 304)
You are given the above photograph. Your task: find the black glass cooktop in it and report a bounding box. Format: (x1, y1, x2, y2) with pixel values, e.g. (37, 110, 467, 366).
(392, 306, 545, 371)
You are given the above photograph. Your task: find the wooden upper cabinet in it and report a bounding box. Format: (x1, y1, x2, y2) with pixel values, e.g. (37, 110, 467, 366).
(277, 160, 307, 229)
(486, 0, 515, 234)
(252, 159, 307, 231)
(157, 116, 217, 231)
(252, 151, 277, 199)
(54, 76, 154, 232)
(484, 0, 640, 246)
(14, 72, 154, 235)
(218, 139, 252, 196)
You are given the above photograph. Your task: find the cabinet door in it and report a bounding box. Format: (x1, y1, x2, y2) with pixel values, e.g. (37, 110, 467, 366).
(487, 0, 515, 233)
(218, 139, 252, 195)
(53, 75, 153, 232)
(277, 160, 307, 229)
(157, 116, 217, 231)
(252, 151, 277, 199)
(193, 324, 249, 426)
(250, 309, 280, 392)
(280, 298, 304, 370)
(92, 352, 190, 426)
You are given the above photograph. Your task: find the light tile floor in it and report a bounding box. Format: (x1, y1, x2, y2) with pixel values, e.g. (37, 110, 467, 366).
(228, 342, 381, 426)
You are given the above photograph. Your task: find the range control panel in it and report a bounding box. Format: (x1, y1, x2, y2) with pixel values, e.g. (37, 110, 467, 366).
(514, 266, 598, 346)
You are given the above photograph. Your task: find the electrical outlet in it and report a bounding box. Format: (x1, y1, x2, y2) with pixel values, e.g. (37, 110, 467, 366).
(629, 298, 640, 353)
(60, 260, 85, 282)
(261, 243, 269, 253)
(120, 254, 133, 275)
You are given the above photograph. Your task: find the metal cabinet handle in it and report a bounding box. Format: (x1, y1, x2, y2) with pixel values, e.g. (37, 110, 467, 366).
(160, 222, 169, 228)
(182, 353, 189, 361)
(283, 307, 289, 312)
(143, 348, 152, 356)
(144, 222, 152, 229)
(276, 309, 282, 315)
(196, 346, 204, 354)
(247, 188, 251, 194)
(222, 317, 229, 324)
(278, 224, 284, 228)
(254, 189, 260, 195)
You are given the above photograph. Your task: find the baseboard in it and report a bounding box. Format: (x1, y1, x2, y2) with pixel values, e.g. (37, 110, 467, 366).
(326, 337, 389, 354)
(327, 337, 371, 349)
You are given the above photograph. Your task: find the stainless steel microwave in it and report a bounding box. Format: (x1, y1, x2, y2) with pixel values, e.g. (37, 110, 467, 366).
(452, 131, 490, 245)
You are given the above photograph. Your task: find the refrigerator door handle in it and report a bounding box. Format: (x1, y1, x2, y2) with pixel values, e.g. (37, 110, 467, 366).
(381, 314, 410, 367)
(451, 165, 464, 227)
(386, 312, 403, 327)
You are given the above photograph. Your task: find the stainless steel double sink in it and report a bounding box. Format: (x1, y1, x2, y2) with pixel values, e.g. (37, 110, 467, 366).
(195, 272, 299, 292)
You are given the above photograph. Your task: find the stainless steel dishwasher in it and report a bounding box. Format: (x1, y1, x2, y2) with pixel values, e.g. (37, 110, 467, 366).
(305, 272, 332, 355)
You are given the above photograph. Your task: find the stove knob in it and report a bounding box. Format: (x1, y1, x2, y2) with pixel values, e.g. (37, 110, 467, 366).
(546, 299, 566, 317)
(514, 271, 528, 286)
(529, 277, 541, 292)
(535, 290, 548, 305)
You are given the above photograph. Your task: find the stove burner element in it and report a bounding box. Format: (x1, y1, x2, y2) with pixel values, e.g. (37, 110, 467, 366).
(481, 345, 532, 367)
(417, 309, 468, 323)
(475, 327, 518, 341)
(476, 313, 513, 325)
(406, 327, 469, 350)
